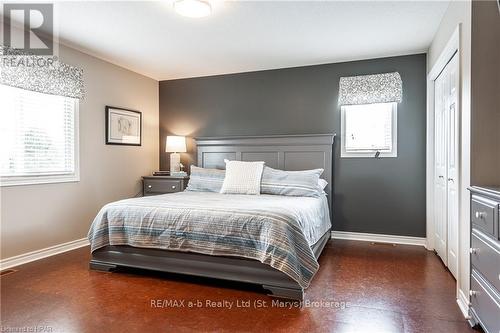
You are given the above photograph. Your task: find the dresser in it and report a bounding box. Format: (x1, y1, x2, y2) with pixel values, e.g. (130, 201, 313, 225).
(468, 186, 500, 333)
(142, 176, 189, 196)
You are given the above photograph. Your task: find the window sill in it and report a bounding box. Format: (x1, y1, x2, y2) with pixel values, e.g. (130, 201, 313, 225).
(0, 174, 80, 187)
(341, 151, 398, 158)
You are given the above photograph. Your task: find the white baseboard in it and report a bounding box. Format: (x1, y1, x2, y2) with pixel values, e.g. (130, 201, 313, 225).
(457, 289, 471, 320)
(331, 231, 427, 247)
(0, 232, 426, 270)
(0, 238, 89, 270)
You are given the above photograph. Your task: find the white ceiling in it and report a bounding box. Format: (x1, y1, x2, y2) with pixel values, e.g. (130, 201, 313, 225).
(27, 1, 450, 80)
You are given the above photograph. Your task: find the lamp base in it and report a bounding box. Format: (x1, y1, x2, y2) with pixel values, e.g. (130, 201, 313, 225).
(170, 153, 181, 173)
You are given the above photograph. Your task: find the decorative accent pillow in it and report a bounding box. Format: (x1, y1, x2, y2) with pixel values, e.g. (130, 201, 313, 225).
(318, 178, 328, 191)
(186, 166, 225, 192)
(260, 166, 324, 197)
(220, 160, 264, 195)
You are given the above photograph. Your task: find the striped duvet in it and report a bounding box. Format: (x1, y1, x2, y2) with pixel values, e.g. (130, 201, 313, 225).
(88, 191, 331, 288)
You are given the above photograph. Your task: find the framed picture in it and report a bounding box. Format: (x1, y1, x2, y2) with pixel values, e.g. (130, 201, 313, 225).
(105, 106, 142, 146)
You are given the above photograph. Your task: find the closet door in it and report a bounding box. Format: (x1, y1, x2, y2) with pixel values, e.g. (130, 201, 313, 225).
(434, 69, 448, 263)
(446, 53, 459, 279)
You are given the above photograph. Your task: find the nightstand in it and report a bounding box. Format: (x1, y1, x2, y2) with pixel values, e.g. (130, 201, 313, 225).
(142, 176, 189, 196)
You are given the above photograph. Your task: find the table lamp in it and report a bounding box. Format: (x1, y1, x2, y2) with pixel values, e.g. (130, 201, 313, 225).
(166, 136, 187, 173)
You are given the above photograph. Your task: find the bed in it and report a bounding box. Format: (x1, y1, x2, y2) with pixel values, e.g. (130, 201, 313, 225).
(89, 134, 335, 300)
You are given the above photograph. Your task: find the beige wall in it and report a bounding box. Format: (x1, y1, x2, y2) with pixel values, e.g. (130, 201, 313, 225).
(427, 0, 472, 312)
(0, 43, 159, 259)
(428, 1, 470, 69)
(470, 0, 500, 186)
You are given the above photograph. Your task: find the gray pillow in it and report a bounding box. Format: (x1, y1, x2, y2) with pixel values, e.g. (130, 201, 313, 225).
(186, 166, 225, 192)
(260, 166, 324, 197)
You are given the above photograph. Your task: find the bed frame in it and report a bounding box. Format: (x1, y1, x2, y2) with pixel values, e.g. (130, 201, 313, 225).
(90, 134, 335, 300)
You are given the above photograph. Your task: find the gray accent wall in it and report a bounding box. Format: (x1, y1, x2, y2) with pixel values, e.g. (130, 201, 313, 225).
(159, 54, 426, 237)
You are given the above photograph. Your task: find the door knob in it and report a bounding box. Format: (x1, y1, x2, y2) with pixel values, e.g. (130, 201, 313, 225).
(171, 185, 176, 189)
(469, 248, 478, 254)
(148, 185, 152, 189)
(469, 290, 477, 297)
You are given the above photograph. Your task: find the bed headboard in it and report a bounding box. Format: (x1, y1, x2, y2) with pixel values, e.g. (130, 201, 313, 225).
(195, 134, 335, 203)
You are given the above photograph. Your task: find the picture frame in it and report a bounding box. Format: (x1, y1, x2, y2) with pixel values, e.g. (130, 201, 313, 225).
(105, 106, 142, 146)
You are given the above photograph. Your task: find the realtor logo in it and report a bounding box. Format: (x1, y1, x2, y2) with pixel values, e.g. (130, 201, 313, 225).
(2, 3, 54, 55)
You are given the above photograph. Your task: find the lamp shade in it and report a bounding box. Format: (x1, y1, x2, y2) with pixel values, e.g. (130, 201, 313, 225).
(166, 136, 187, 153)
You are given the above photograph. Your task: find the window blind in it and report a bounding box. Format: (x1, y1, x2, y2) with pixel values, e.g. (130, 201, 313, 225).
(0, 84, 76, 177)
(344, 103, 393, 151)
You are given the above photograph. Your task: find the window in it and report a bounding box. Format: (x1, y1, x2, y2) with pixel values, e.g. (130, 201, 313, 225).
(0, 85, 79, 186)
(341, 102, 397, 158)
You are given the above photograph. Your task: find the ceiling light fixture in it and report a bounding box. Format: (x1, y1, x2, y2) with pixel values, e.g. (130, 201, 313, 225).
(174, 0, 212, 18)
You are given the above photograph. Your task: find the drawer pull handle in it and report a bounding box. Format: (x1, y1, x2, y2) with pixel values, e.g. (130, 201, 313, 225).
(438, 175, 444, 179)
(148, 185, 152, 189)
(172, 185, 176, 189)
(469, 290, 477, 297)
(475, 211, 486, 219)
(469, 248, 478, 254)
(447, 178, 454, 182)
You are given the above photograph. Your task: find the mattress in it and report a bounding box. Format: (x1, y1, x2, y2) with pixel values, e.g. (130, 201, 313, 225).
(87, 191, 331, 288)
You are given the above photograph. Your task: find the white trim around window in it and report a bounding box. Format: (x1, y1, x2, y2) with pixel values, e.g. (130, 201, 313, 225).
(0, 99, 80, 187)
(340, 102, 398, 158)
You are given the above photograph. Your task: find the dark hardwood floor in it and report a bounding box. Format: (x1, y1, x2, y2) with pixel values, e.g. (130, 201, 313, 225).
(1, 240, 477, 333)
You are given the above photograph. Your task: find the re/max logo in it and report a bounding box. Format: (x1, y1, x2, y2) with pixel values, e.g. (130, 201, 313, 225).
(151, 299, 185, 308)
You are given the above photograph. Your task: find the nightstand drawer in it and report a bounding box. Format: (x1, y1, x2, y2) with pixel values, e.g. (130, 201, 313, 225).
(143, 179, 181, 195)
(471, 195, 498, 237)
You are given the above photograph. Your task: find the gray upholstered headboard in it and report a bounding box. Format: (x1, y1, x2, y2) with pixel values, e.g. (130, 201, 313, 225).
(195, 134, 335, 203)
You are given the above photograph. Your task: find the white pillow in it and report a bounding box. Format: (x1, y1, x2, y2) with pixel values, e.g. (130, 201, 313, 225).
(318, 178, 328, 190)
(220, 160, 264, 195)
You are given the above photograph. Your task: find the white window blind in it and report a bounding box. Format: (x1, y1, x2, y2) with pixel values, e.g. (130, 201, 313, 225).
(0, 84, 78, 184)
(341, 102, 397, 158)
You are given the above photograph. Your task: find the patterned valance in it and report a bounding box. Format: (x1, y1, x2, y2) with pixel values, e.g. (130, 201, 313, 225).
(0, 46, 84, 99)
(339, 72, 402, 105)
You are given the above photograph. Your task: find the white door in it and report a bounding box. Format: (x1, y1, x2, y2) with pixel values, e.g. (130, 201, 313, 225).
(433, 52, 460, 279)
(434, 69, 448, 264)
(446, 53, 459, 279)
